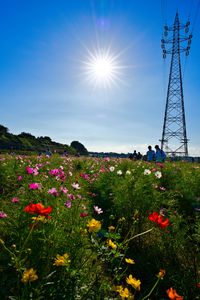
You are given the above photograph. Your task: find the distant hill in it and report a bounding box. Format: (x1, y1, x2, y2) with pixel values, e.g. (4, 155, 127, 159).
(0, 124, 87, 155)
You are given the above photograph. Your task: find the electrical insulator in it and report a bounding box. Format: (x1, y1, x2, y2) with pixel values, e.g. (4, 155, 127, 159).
(186, 50, 189, 56)
(185, 27, 189, 33)
(163, 53, 166, 59)
(161, 44, 165, 49)
(188, 39, 191, 45)
(164, 25, 168, 31)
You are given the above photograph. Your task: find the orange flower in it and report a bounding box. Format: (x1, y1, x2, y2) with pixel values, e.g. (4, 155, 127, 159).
(157, 269, 166, 279)
(167, 287, 183, 300)
(24, 203, 52, 218)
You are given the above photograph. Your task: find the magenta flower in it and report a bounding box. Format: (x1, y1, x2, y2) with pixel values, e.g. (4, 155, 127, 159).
(17, 175, 22, 181)
(67, 193, 76, 200)
(0, 211, 7, 219)
(26, 166, 34, 174)
(12, 197, 19, 203)
(48, 188, 59, 196)
(64, 201, 71, 208)
(49, 169, 60, 176)
(29, 183, 41, 190)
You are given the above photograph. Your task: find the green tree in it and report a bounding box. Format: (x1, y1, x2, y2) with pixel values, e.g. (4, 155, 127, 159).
(70, 141, 88, 155)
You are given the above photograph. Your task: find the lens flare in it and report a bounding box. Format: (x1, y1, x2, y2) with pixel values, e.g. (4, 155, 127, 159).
(82, 47, 124, 89)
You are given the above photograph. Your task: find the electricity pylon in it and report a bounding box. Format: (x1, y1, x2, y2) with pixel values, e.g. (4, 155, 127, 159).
(160, 12, 192, 157)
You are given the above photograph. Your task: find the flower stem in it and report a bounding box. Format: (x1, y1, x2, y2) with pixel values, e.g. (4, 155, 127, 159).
(141, 277, 160, 300)
(123, 228, 154, 245)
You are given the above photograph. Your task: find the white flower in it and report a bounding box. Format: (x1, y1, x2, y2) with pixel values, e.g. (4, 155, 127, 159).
(109, 166, 115, 172)
(117, 170, 122, 175)
(144, 169, 151, 175)
(155, 171, 162, 178)
(94, 206, 103, 214)
(71, 182, 81, 189)
(126, 170, 131, 175)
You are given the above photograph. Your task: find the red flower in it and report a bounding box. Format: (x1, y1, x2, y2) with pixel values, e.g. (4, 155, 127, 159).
(80, 212, 88, 218)
(24, 203, 52, 217)
(148, 212, 169, 228)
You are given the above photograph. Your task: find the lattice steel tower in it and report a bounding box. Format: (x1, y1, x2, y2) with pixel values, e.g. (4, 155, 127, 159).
(160, 12, 192, 157)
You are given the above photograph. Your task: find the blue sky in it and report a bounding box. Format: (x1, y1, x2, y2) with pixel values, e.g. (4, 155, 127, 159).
(0, 0, 200, 155)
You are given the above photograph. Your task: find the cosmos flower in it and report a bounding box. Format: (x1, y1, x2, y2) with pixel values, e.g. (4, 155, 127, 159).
(71, 182, 81, 189)
(11, 197, 19, 203)
(166, 287, 183, 299)
(48, 188, 59, 196)
(94, 205, 103, 214)
(117, 170, 123, 175)
(64, 201, 72, 208)
(29, 183, 41, 190)
(109, 166, 115, 172)
(148, 212, 169, 229)
(155, 171, 162, 178)
(144, 169, 151, 175)
(0, 211, 7, 219)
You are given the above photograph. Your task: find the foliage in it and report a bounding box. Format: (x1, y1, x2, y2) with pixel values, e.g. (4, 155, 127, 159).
(0, 155, 199, 299)
(0, 124, 75, 154)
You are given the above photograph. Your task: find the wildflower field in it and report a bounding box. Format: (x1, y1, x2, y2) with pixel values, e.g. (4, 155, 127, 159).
(0, 154, 199, 300)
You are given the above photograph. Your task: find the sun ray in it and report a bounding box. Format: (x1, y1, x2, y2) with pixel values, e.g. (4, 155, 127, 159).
(81, 45, 126, 89)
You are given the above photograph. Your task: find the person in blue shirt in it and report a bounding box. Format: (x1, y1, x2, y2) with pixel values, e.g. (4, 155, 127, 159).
(146, 146, 155, 162)
(155, 145, 166, 162)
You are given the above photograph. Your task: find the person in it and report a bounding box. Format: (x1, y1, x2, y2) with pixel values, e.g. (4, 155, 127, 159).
(137, 152, 143, 160)
(146, 146, 155, 162)
(132, 150, 138, 160)
(154, 145, 166, 162)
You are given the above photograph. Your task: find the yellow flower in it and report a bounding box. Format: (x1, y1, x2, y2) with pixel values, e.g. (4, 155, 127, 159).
(21, 268, 38, 283)
(54, 253, 71, 267)
(107, 239, 117, 250)
(0, 239, 4, 245)
(125, 258, 135, 264)
(126, 274, 141, 291)
(108, 225, 115, 232)
(157, 269, 166, 279)
(118, 287, 130, 299)
(87, 219, 101, 233)
(118, 217, 126, 222)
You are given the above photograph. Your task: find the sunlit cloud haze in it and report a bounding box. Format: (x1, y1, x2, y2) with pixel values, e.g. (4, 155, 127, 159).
(0, 0, 200, 156)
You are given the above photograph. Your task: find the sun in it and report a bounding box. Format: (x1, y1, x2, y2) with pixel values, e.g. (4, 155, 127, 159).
(82, 47, 123, 88)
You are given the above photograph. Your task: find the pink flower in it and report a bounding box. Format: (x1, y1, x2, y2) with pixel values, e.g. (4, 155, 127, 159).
(12, 197, 19, 203)
(67, 193, 76, 200)
(48, 188, 59, 196)
(60, 187, 68, 194)
(65, 201, 72, 208)
(29, 183, 41, 190)
(17, 175, 22, 181)
(0, 211, 7, 219)
(71, 182, 81, 189)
